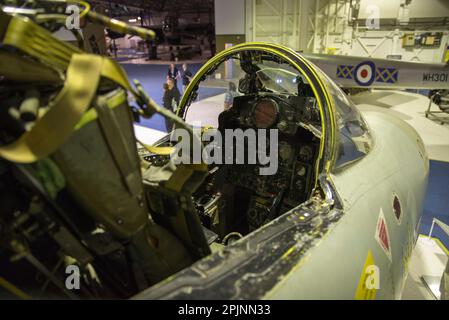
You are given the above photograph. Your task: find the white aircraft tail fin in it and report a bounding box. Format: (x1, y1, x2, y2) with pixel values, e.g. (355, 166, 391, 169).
(303, 53, 449, 90)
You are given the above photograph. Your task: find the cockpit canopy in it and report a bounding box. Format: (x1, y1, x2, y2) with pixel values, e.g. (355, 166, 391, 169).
(179, 44, 373, 172)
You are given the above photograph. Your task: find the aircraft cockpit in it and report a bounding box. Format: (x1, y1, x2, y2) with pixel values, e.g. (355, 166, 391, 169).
(142, 50, 324, 241)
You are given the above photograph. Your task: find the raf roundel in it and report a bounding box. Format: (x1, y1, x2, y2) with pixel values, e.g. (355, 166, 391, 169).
(354, 61, 376, 86)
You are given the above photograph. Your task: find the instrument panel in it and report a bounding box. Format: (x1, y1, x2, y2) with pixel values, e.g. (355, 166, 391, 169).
(214, 92, 320, 233)
(138, 92, 321, 237)
(224, 93, 319, 136)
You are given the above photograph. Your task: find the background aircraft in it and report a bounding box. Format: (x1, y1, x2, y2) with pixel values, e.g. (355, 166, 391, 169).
(102, 2, 215, 60)
(303, 53, 449, 90)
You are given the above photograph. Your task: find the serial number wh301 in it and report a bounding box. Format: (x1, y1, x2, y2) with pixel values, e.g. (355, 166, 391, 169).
(423, 72, 449, 82)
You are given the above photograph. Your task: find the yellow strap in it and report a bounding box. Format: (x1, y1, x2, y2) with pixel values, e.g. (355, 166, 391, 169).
(2, 12, 82, 72)
(0, 50, 62, 84)
(86, 10, 156, 41)
(98, 61, 178, 157)
(165, 166, 194, 192)
(138, 141, 174, 156)
(100, 58, 161, 116)
(0, 277, 32, 300)
(101, 58, 136, 95)
(139, 126, 216, 157)
(86, 59, 186, 158)
(0, 51, 175, 162)
(0, 54, 103, 163)
(165, 163, 208, 192)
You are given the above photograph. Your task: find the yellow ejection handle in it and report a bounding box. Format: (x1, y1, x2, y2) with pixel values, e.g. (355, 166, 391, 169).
(86, 10, 156, 41)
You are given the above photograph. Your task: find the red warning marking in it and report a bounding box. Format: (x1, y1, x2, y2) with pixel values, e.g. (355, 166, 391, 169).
(375, 209, 392, 262)
(378, 218, 389, 251)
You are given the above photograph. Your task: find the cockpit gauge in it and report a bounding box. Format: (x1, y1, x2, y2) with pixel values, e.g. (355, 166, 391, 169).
(253, 98, 278, 128)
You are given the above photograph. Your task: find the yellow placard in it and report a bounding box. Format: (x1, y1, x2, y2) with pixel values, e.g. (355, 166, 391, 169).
(355, 250, 377, 300)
